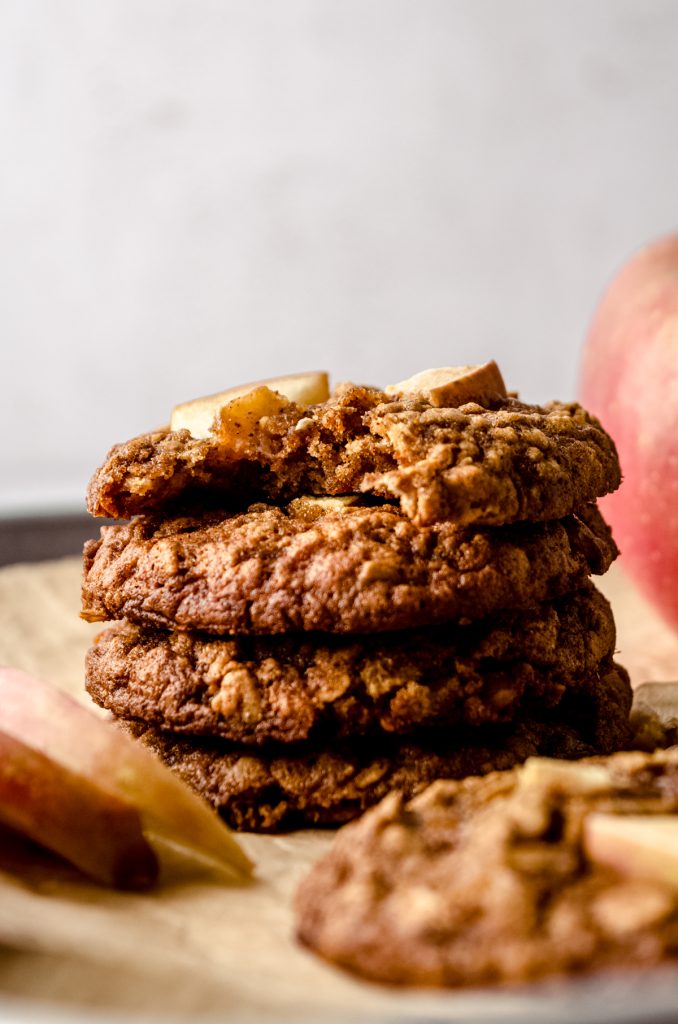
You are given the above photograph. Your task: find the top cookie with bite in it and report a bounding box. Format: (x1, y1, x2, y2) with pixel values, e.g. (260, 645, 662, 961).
(87, 364, 621, 527)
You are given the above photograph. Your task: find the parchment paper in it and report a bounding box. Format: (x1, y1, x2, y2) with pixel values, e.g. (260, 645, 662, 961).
(0, 557, 677, 1023)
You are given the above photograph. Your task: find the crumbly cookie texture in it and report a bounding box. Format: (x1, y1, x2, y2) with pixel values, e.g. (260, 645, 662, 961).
(86, 586, 616, 744)
(122, 662, 631, 831)
(87, 385, 621, 527)
(81, 500, 617, 635)
(296, 745, 678, 987)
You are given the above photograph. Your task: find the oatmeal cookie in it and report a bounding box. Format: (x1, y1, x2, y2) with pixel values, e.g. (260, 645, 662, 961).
(296, 745, 678, 986)
(123, 661, 631, 831)
(81, 500, 617, 635)
(86, 586, 616, 743)
(87, 385, 620, 526)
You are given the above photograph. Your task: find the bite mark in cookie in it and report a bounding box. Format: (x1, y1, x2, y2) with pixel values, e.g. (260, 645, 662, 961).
(87, 382, 620, 526)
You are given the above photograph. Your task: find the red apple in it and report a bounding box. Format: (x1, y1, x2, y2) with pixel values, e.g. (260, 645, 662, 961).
(579, 235, 678, 631)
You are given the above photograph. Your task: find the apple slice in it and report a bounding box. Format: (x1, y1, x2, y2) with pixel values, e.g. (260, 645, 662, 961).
(0, 731, 157, 890)
(385, 362, 507, 408)
(0, 668, 252, 881)
(519, 757, 612, 795)
(170, 371, 330, 438)
(584, 814, 678, 889)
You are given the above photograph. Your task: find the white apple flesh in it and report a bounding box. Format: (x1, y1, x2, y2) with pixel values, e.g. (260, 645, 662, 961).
(519, 757, 612, 795)
(0, 668, 252, 881)
(292, 495, 360, 511)
(584, 813, 678, 889)
(385, 362, 507, 407)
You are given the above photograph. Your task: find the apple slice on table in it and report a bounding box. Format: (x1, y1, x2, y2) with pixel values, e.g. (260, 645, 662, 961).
(584, 813, 678, 889)
(0, 731, 157, 890)
(0, 668, 252, 884)
(385, 362, 507, 408)
(170, 371, 330, 439)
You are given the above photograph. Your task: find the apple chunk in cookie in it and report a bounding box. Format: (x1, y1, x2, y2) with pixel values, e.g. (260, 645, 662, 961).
(170, 371, 330, 439)
(88, 363, 621, 525)
(584, 814, 678, 890)
(384, 360, 507, 407)
(518, 755, 613, 795)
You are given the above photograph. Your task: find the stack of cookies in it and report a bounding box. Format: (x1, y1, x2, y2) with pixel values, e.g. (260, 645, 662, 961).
(81, 364, 632, 831)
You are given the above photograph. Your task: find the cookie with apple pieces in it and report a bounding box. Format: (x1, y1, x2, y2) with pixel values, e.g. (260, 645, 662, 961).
(295, 745, 678, 987)
(87, 364, 621, 527)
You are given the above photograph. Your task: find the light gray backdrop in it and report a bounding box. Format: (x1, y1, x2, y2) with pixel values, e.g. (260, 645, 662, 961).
(2, 0, 676, 513)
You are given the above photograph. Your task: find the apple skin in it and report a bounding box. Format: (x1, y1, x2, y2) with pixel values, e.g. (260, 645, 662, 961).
(579, 235, 678, 632)
(0, 730, 158, 890)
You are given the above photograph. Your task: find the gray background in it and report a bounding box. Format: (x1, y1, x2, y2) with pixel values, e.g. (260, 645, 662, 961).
(2, 0, 676, 513)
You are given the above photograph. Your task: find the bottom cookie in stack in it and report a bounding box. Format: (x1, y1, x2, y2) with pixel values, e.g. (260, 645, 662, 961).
(85, 585, 632, 831)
